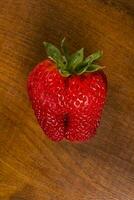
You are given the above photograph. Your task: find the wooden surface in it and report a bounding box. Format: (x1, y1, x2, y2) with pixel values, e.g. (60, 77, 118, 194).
(0, 0, 134, 199)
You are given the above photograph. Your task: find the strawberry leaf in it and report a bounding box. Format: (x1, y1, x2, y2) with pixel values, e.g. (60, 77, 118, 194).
(43, 39, 105, 76)
(84, 50, 103, 65)
(44, 42, 64, 69)
(86, 64, 105, 72)
(61, 38, 69, 61)
(60, 69, 71, 77)
(68, 48, 84, 72)
(75, 63, 90, 75)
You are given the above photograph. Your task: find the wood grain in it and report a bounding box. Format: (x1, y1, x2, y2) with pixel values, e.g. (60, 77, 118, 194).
(0, 0, 134, 199)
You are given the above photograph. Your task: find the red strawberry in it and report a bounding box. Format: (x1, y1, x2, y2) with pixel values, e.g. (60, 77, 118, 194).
(27, 38, 107, 142)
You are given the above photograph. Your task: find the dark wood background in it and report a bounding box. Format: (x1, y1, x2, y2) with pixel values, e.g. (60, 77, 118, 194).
(0, 0, 134, 199)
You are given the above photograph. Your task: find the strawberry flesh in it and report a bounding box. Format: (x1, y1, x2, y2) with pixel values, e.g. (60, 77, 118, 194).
(28, 59, 107, 142)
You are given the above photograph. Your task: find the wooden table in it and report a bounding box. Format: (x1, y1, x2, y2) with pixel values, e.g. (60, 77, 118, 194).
(0, 0, 134, 199)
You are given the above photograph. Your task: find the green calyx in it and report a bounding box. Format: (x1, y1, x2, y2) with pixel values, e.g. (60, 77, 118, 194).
(43, 38, 105, 77)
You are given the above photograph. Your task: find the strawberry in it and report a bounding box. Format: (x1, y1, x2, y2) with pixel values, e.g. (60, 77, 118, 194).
(27, 38, 107, 142)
